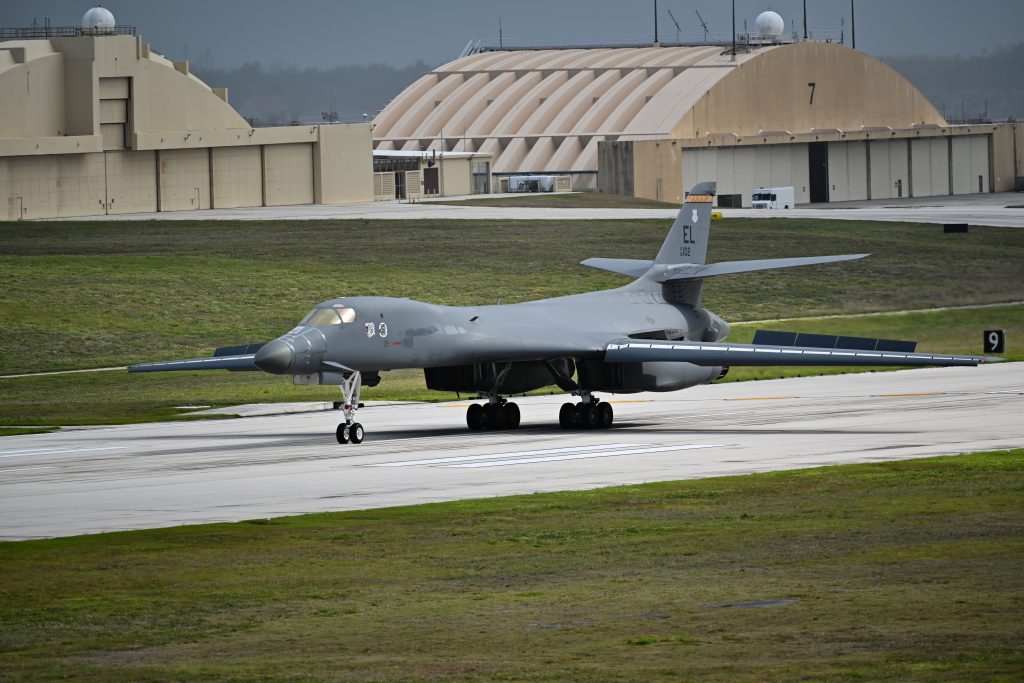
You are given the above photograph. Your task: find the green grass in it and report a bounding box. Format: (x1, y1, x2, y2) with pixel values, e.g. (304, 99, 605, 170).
(1, 304, 1020, 427)
(2, 450, 1022, 681)
(0, 427, 55, 437)
(2, 217, 1022, 425)
(430, 191, 681, 209)
(1, 217, 1022, 376)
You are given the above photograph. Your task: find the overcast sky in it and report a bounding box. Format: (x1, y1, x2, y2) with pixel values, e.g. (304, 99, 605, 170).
(2, 1, 1021, 69)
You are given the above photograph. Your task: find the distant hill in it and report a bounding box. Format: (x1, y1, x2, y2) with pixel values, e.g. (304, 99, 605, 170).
(881, 43, 1024, 122)
(191, 61, 432, 125)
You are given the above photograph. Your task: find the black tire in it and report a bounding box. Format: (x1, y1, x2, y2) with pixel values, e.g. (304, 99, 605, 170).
(559, 402, 575, 429)
(336, 424, 349, 444)
(598, 401, 614, 428)
(577, 403, 593, 428)
(349, 423, 364, 444)
(487, 403, 506, 430)
(506, 402, 521, 429)
(585, 403, 601, 429)
(467, 403, 484, 431)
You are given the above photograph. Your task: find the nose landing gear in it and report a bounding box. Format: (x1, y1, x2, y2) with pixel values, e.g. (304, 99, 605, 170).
(559, 393, 613, 430)
(336, 371, 365, 444)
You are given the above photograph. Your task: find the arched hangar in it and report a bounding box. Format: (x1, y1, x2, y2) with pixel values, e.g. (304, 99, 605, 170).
(374, 41, 1021, 203)
(0, 9, 373, 220)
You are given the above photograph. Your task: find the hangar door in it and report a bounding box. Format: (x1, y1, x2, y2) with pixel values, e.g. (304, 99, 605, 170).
(212, 147, 262, 209)
(105, 151, 157, 214)
(808, 142, 829, 203)
(910, 138, 950, 197)
(951, 136, 990, 194)
(264, 143, 314, 206)
(159, 148, 211, 211)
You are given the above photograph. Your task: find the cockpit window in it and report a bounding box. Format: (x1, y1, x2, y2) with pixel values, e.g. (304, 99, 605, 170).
(302, 306, 356, 325)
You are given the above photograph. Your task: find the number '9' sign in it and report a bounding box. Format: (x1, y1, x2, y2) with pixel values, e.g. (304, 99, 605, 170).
(983, 330, 1005, 354)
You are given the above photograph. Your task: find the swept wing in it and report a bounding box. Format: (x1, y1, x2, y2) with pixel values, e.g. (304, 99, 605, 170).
(604, 338, 994, 368)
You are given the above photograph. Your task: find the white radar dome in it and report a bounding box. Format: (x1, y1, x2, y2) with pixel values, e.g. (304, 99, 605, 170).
(754, 10, 785, 39)
(81, 6, 116, 34)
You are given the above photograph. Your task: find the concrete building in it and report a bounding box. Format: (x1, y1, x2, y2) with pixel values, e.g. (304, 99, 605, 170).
(0, 10, 373, 220)
(375, 34, 1022, 204)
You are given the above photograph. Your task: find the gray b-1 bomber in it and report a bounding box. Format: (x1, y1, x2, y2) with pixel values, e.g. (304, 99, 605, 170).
(130, 181, 991, 443)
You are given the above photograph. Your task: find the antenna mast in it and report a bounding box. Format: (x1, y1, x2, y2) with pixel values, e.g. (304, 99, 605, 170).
(851, 0, 856, 49)
(667, 9, 682, 43)
(653, 0, 659, 44)
(695, 10, 709, 42)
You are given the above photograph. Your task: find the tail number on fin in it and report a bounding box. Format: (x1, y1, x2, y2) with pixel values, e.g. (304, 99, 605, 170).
(680, 223, 697, 257)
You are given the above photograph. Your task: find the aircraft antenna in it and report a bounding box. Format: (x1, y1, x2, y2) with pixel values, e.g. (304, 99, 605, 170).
(667, 9, 682, 43)
(695, 10, 709, 42)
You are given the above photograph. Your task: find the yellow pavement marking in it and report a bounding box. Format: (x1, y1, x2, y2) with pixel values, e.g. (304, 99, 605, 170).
(874, 392, 945, 398)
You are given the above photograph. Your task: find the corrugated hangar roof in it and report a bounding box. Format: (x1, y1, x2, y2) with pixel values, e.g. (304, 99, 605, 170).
(372, 42, 945, 187)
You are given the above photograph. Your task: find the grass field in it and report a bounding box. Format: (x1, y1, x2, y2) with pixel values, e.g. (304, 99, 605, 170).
(1, 217, 1021, 425)
(2, 216, 1022, 375)
(1, 450, 1021, 681)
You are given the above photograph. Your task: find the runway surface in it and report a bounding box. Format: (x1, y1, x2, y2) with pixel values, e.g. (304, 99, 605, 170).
(2, 363, 1020, 540)
(57, 192, 1024, 228)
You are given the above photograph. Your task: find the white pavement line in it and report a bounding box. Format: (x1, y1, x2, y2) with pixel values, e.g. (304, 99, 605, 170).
(0, 446, 128, 459)
(369, 443, 642, 468)
(0, 466, 56, 473)
(447, 443, 721, 468)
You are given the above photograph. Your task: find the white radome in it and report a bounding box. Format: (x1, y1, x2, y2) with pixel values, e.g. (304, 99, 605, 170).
(81, 6, 116, 33)
(754, 10, 785, 39)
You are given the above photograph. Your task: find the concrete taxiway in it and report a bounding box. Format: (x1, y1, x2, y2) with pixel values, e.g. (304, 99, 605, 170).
(57, 192, 1024, 228)
(1, 363, 1020, 540)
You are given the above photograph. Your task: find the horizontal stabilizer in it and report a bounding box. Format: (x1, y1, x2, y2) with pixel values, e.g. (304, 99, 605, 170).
(129, 354, 259, 373)
(580, 258, 654, 278)
(654, 253, 868, 282)
(753, 330, 917, 353)
(604, 338, 989, 368)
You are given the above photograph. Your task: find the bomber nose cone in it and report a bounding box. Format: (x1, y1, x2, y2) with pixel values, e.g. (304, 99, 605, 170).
(254, 340, 294, 374)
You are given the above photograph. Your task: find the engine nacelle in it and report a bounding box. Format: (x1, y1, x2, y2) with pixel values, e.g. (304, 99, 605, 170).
(425, 359, 571, 395)
(703, 310, 730, 342)
(578, 360, 722, 393)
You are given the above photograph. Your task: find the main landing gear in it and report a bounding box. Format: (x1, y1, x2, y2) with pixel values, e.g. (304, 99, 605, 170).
(559, 393, 613, 430)
(466, 397, 521, 431)
(336, 371, 365, 444)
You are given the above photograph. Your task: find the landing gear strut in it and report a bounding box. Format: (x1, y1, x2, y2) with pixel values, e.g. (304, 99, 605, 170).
(336, 371, 365, 444)
(559, 392, 613, 430)
(466, 396, 521, 431)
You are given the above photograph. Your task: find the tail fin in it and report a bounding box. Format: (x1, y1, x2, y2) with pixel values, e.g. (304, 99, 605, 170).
(655, 181, 715, 265)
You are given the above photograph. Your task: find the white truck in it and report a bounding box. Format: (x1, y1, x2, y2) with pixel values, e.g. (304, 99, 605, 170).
(751, 186, 794, 209)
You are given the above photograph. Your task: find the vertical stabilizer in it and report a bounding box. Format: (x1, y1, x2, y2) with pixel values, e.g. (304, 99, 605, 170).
(655, 181, 716, 265)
